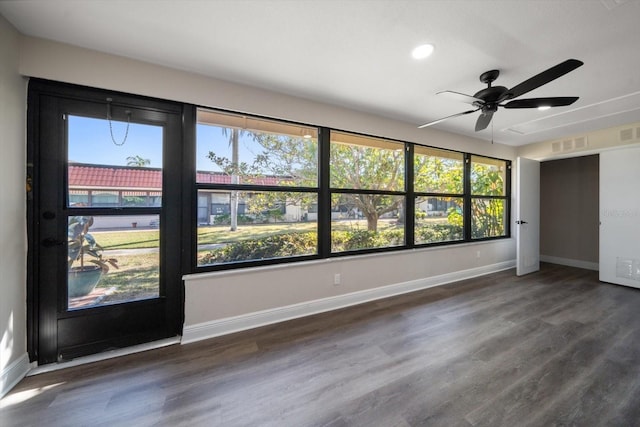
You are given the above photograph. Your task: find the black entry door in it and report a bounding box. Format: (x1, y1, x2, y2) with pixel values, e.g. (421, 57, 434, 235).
(29, 81, 184, 364)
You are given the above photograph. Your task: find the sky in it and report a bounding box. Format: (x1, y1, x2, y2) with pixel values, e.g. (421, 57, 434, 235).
(68, 115, 260, 172)
(68, 115, 163, 167)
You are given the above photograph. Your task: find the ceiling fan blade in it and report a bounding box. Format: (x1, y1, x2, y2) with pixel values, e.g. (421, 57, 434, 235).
(503, 96, 579, 109)
(437, 90, 484, 105)
(475, 111, 494, 131)
(418, 108, 480, 128)
(506, 59, 584, 100)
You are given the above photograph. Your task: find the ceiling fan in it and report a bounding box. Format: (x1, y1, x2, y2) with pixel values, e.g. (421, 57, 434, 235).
(418, 59, 584, 131)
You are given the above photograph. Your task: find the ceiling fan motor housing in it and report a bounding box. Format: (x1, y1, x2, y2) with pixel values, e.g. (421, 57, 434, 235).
(474, 69, 509, 111)
(473, 86, 508, 111)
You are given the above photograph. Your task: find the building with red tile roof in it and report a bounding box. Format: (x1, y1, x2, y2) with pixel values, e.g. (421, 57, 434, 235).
(67, 163, 294, 224)
(68, 163, 281, 190)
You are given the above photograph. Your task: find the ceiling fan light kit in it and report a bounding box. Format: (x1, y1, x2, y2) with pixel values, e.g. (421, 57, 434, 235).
(419, 59, 584, 132)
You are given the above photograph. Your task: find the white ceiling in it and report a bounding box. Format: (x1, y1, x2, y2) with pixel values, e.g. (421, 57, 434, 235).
(2, 0, 640, 146)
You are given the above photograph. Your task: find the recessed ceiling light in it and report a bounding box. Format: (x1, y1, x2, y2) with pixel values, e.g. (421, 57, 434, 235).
(538, 106, 551, 111)
(412, 44, 434, 60)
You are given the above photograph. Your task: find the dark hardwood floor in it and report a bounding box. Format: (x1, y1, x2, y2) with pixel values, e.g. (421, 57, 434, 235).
(2, 263, 640, 426)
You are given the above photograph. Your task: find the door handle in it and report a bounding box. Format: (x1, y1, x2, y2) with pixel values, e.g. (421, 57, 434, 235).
(42, 238, 65, 247)
(516, 220, 528, 225)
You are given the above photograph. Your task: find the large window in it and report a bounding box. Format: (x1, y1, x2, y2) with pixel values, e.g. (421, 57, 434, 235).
(192, 109, 510, 270)
(414, 146, 464, 245)
(195, 110, 319, 266)
(470, 155, 509, 239)
(330, 132, 406, 252)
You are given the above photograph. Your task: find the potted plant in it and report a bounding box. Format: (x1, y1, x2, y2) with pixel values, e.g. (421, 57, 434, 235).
(68, 216, 119, 297)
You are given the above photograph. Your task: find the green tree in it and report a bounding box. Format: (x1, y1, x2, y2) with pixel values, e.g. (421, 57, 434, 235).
(211, 133, 405, 232)
(413, 153, 464, 229)
(413, 155, 463, 194)
(207, 129, 504, 235)
(329, 142, 404, 231)
(208, 128, 248, 231)
(126, 155, 150, 167)
(210, 132, 318, 226)
(228, 129, 240, 231)
(250, 132, 317, 187)
(470, 163, 506, 237)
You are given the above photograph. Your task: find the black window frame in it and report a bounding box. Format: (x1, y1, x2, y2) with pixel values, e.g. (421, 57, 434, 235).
(186, 107, 511, 273)
(467, 154, 512, 241)
(328, 130, 409, 256)
(192, 108, 323, 270)
(413, 145, 466, 247)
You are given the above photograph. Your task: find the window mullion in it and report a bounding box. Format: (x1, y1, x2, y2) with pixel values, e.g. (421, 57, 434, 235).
(405, 144, 415, 248)
(505, 161, 512, 237)
(463, 154, 472, 241)
(318, 127, 331, 258)
(183, 105, 197, 273)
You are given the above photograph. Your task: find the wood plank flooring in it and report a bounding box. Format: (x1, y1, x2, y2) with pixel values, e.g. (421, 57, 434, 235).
(2, 263, 640, 426)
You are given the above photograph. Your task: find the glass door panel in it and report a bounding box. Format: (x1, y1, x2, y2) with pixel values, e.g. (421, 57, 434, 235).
(67, 214, 160, 309)
(67, 115, 163, 207)
(65, 114, 163, 309)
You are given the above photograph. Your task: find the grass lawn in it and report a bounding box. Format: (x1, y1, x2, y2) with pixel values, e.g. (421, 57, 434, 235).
(197, 219, 407, 245)
(92, 229, 160, 249)
(93, 223, 320, 248)
(93, 252, 160, 305)
(198, 222, 317, 244)
(92, 218, 444, 250)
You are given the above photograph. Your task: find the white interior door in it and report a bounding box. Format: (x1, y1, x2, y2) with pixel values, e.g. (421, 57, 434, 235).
(516, 157, 540, 276)
(599, 147, 640, 288)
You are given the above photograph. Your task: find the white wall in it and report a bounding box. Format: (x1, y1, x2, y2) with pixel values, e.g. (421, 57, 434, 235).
(0, 15, 28, 397)
(183, 240, 515, 342)
(17, 35, 517, 343)
(599, 146, 640, 288)
(517, 120, 640, 161)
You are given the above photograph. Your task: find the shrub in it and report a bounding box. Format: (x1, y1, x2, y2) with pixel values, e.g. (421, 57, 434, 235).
(199, 231, 317, 264)
(331, 229, 404, 251)
(199, 224, 463, 266)
(415, 210, 427, 220)
(415, 224, 463, 243)
(213, 214, 255, 225)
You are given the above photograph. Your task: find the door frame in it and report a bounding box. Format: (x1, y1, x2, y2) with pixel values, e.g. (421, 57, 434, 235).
(27, 79, 188, 364)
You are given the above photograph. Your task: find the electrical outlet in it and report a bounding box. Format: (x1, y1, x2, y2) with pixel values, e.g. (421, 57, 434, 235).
(476, 250, 481, 259)
(334, 273, 341, 285)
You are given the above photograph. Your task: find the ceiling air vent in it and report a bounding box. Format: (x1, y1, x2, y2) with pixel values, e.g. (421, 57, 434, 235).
(620, 127, 634, 142)
(573, 136, 587, 150)
(550, 136, 588, 154)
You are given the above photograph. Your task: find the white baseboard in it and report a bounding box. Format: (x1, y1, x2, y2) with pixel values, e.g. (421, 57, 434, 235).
(182, 260, 516, 344)
(1, 353, 31, 399)
(541, 255, 599, 271)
